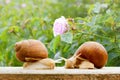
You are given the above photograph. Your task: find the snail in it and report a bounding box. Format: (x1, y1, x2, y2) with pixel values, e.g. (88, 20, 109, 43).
(15, 39, 55, 69)
(65, 41, 108, 69)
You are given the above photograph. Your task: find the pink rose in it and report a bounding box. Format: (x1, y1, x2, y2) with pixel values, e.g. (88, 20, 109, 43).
(21, 3, 27, 8)
(53, 16, 68, 37)
(5, 0, 11, 4)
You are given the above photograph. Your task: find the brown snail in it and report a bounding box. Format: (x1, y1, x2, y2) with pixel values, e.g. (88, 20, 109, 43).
(15, 39, 55, 69)
(65, 41, 108, 69)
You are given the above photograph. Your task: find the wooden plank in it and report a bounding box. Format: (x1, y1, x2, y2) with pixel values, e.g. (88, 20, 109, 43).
(0, 67, 120, 80)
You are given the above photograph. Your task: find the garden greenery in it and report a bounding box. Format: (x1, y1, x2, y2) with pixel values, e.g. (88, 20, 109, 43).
(0, 0, 120, 66)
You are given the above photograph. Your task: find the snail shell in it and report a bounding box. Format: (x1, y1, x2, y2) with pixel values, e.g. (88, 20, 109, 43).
(15, 39, 48, 62)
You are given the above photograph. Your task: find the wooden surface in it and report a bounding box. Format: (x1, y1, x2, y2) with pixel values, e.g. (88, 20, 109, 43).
(0, 67, 120, 80)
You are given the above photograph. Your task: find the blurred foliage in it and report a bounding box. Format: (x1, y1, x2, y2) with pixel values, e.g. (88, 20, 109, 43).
(0, 0, 120, 66)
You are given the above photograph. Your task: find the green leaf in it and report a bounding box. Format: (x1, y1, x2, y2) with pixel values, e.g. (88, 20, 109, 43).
(9, 26, 20, 32)
(88, 5, 94, 15)
(87, 16, 97, 27)
(93, 2, 101, 13)
(61, 32, 73, 44)
(108, 55, 120, 66)
(49, 36, 60, 53)
(0, 30, 8, 41)
(115, 16, 120, 22)
(0, 27, 7, 34)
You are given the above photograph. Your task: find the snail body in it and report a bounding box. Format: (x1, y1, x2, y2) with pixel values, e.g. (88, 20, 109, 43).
(65, 41, 108, 69)
(23, 58, 55, 70)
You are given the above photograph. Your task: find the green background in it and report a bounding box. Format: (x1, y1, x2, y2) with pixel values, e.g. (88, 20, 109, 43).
(0, 0, 120, 66)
